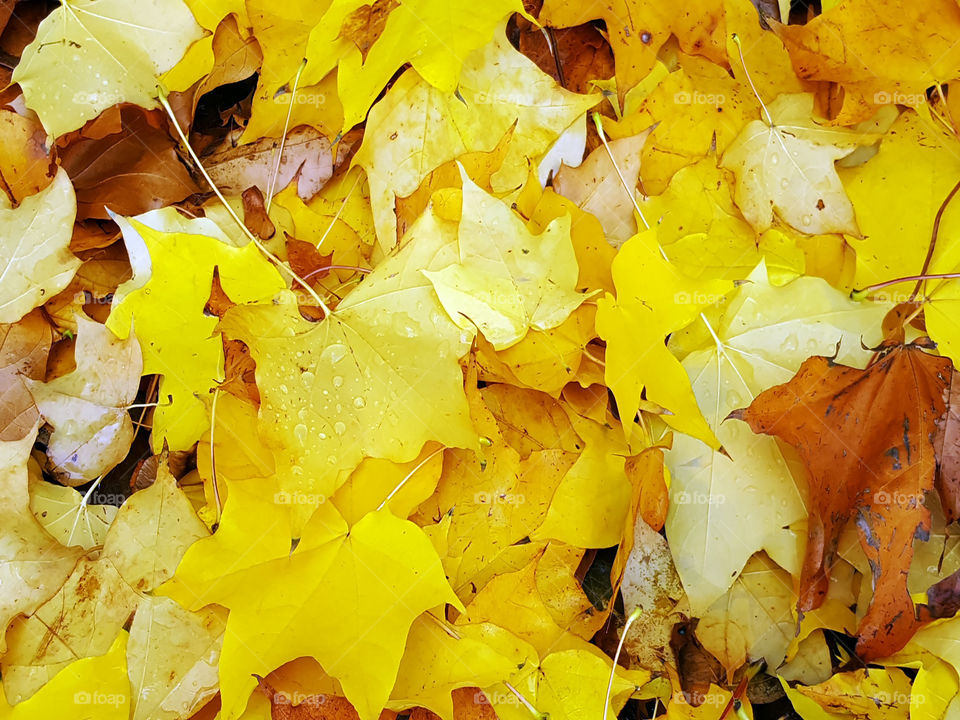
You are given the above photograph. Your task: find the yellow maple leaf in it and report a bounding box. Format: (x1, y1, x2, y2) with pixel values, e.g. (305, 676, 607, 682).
(106, 211, 285, 451)
(165, 496, 458, 720)
(304, 0, 522, 130)
(219, 203, 475, 531)
(721, 93, 873, 236)
(0, 169, 78, 324)
(13, 0, 202, 138)
(354, 27, 598, 247)
(596, 228, 732, 448)
(424, 175, 586, 350)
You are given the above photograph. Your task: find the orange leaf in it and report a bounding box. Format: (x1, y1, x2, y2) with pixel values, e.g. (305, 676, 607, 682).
(731, 343, 952, 659)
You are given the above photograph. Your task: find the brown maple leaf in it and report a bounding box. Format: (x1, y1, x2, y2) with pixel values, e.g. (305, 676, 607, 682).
(729, 342, 952, 659)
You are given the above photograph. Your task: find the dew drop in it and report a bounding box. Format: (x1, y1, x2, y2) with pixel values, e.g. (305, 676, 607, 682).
(332, 375, 344, 388)
(334, 421, 347, 435)
(294, 424, 308, 445)
(321, 343, 348, 364)
(769, 153, 780, 165)
(801, 214, 813, 227)
(353, 396, 366, 408)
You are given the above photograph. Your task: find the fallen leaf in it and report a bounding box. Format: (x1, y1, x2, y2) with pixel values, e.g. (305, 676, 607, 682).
(127, 596, 226, 720)
(553, 129, 651, 246)
(695, 552, 795, 681)
(596, 227, 732, 447)
(205, 126, 333, 201)
(12, 0, 202, 137)
(622, 517, 687, 670)
(732, 343, 951, 659)
(424, 174, 585, 350)
(106, 209, 285, 450)
(0, 168, 79, 324)
(219, 201, 475, 530)
(102, 458, 209, 593)
(28, 477, 118, 549)
(721, 94, 869, 236)
(0, 109, 55, 204)
(59, 107, 200, 220)
(303, 0, 522, 130)
(167, 502, 459, 720)
(790, 667, 912, 720)
(26, 312, 142, 483)
(354, 27, 597, 247)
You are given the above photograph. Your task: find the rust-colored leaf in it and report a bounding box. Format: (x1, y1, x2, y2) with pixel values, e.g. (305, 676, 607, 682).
(731, 343, 952, 659)
(242, 186, 276, 239)
(285, 233, 333, 283)
(935, 368, 960, 524)
(59, 106, 200, 219)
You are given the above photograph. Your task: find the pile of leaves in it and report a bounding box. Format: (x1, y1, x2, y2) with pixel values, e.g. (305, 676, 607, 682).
(6, 0, 960, 717)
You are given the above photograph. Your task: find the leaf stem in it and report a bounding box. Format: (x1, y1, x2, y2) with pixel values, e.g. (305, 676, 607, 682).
(731, 34, 773, 127)
(210, 387, 222, 528)
(376, 446, 444, 512)
(603, 606, 642, 720)
(852, 272, 960, 299)
(156, 88, 332, 317)
(265, 59, 307, 214)
(910, 176, 960, 301)
(67, 475, 104, 546)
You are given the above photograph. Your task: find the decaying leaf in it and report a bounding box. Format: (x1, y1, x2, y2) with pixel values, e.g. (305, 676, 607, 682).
(27, 313, 142, 483)
(0, 168, 79, 324)
(732, 343, 952, 659)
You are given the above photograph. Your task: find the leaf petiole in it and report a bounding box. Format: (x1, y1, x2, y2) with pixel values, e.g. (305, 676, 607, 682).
(156, 86, 332, 317)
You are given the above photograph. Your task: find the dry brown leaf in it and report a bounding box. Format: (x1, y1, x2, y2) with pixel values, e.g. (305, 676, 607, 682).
(59, 107, 200, 220)
(205, 126, 333, 201)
